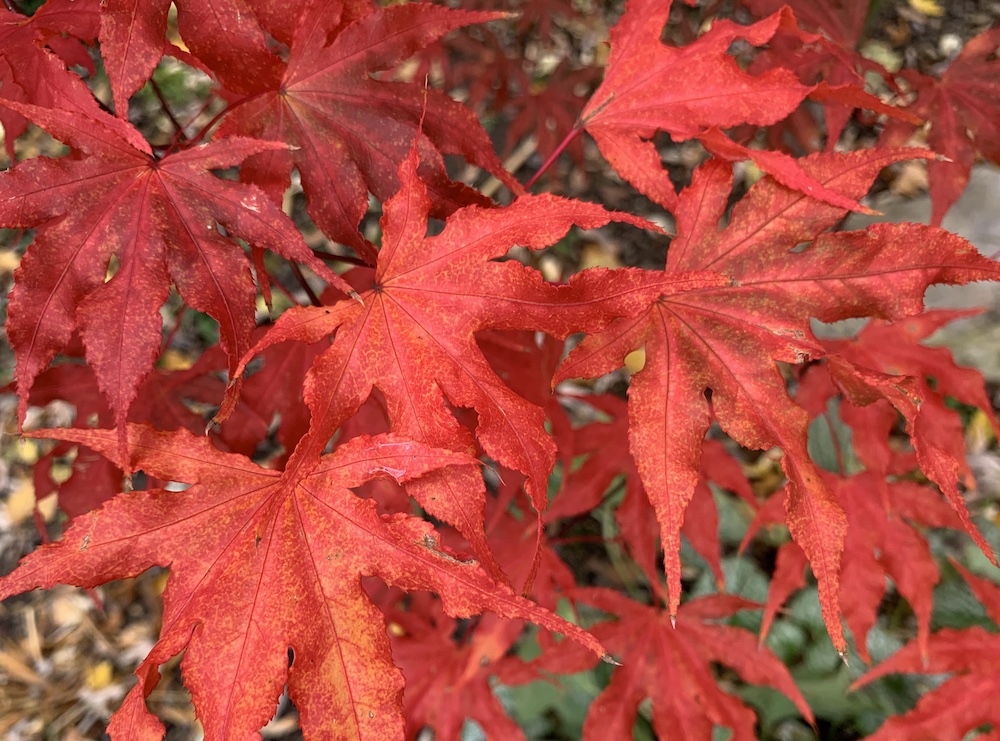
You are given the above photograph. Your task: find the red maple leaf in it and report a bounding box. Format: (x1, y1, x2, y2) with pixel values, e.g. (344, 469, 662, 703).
(0, 0, 101, 156)
(745, 312, 1000, 660)
(523, 589, 813, 740)
(216, 2, 522, 262)
(576, 0, 895, 212)
(0, 101, 353, 459)
(98, 0, 288, 115)
(818, 314, 1000, 556)
(739, 0, 892, 148)
(386, 591, 528, 741)
(748, 474, 965, 663)
(852, 562, 1000, 740)
(546, 394, 756, 595)
(0, 424, 606, 739)
(553, 150, 1000, 650)
(505, 60, 599, 169)
(880, 25, 1000, 223)
(226, 144, 650, 580)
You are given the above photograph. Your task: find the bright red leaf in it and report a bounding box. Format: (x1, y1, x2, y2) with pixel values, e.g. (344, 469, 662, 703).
(749, 474, 965, 663)
(0, 101, 352, 460)
(881, 26, 1000, 224)
(0, 424, 606, 739)
(577, 0, 888, 212)
(554, 149, 1000, 649)
(740, 0, 892, 148)
(99, 0, 287, 116)
(853, 562, 1000, 740)
(387, 592, 527, 741)
(227, 145, 651, 580)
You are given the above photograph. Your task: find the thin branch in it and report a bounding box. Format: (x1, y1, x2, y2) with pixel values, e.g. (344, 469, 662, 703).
(524, 126, 583, 190)
(150, 78, 188, 143)
(290, 264, 322, 307)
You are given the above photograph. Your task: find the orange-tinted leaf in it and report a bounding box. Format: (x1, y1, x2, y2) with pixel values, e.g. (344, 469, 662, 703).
(0, 424, 605, 739)
(555, 150, 1000, 649)
(228, 145, 650, 579)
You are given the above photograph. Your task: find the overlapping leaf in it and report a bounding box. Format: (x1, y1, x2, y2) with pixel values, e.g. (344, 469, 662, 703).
(748, 474, 965, 663)
(740, 0, 892, 147)
(524, 590, 813, 740)
(0, 101, 352, 459)
(386, 591, 528, 741)
(853, 563, 1000, 740)
(217, 1, 521, 262)
(0, 424, 606, 740)
(98, 0, 288, 115)
(554, 149, 1000, 649)
(881, 25, 1000, 224)
(577, 0, 894, 212)
(226, 145, 652, 579)
(0, 0, 100, 156)
(546, 394, 756, 594)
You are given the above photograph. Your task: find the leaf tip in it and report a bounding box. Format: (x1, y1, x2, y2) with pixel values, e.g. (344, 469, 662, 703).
(601, 653, 622, 667)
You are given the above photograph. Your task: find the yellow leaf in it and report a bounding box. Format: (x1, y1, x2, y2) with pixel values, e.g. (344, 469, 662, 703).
(86, 661, 114, 690)
(909, 0, 944, 17)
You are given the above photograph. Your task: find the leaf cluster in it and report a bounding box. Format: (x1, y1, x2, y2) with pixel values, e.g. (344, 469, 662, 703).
(1, 0, 999, 739)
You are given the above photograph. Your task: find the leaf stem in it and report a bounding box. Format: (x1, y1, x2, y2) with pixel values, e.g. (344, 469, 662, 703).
(524, 125, 583, 190)
(310, 247, 370, 268)
(290, 264, 323, 307)
(150, 78, 188, 143)
(161, 305, 187, 353)
(186, 93, 260, 147)
(825, 412, 845, 476)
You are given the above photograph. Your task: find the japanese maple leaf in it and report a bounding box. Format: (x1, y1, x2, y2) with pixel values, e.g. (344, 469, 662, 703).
(386, 592, 528, 741)
(546, 394, 756, 595)
(216, 1, 522, 262)
(554, 149, 1000, 650)
(577, 0, 893, 212)
(0, 101, 353, 459)
(852, 562, 1000, 740)
(524, 590, 813, 740)
(505, 61, 599, 169)
(0, 424, 606, 740)
(98, 0, 290, 116)
(743, 0, 870, 48)
(881, 26, 1000, 225)
(22, 337, 282, 518)
(0, 0, 101, 156)
(748, 474, 965, 663)
(226, 144, 651, 580)
(206, 325, 329, 464)
(739, 0, 898, 149)
(816, 313, 1000, 557)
